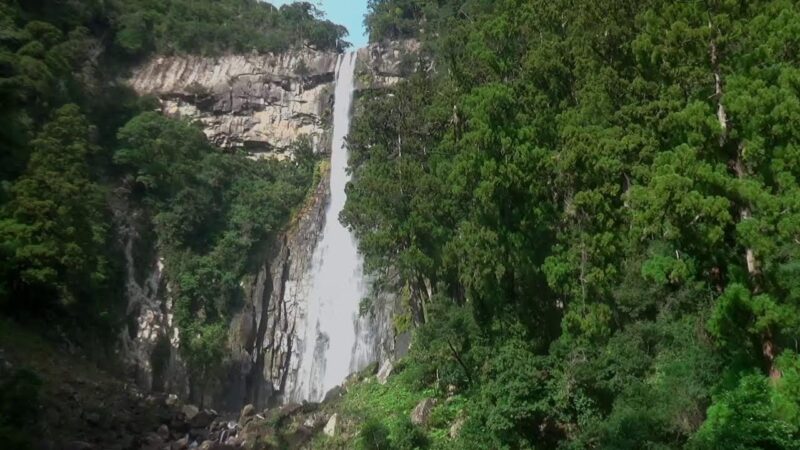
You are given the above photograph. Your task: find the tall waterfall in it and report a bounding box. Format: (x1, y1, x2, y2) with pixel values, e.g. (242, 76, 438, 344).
(288, 52, 376, 402)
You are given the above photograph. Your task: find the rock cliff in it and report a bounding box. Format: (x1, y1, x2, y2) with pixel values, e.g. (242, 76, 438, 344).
(129, 50, 339, 158)
(115, 193, 189, 400)
(355, 40, 422, 91)
(224, 167, 330, 410)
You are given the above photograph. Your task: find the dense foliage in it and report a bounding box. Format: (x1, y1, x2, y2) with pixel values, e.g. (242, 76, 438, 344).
(343, 0, 800, 448)
(0, 0, 324, 393)
(113, 0, 349, 55)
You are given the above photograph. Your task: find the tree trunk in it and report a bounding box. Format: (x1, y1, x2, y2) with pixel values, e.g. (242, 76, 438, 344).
(709, 20, 778, 379)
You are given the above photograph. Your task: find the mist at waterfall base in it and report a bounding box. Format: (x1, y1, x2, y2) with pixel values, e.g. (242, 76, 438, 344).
(288, 52, 376, 402)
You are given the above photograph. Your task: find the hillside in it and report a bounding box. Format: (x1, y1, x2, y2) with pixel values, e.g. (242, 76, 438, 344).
(312, 0, 800, 449)
(3, 0, 800, 449)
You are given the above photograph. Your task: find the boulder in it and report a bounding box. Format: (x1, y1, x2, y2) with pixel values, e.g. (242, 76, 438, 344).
(323, 413, 339, 437)
(190, 409, 217, 428)
(377, 360, 393, 385)
(182, 404, 199, 421)
(165, 394, 179, 407)
(170, 415, 190, 434)
(157, 424, 170, 440)
(449, 414, 466, 439)
(239, 404, 255, 424)
(303, 411, 328, 429)
(322, 385, 343, 403)
(142, 432, 164, 446)
(410, 398, 437, 426)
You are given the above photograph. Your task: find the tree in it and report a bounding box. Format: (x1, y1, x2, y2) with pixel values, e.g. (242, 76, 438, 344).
(0, 104, 109, 307)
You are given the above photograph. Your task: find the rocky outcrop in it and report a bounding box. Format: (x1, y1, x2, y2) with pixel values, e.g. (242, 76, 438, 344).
(114, 192, 189, 400)
(323, 413, 339, 437)
(376, 360, 393, 385)
(411, 398, 438, 426)
(129, 50, 340, 159)
(355, 39, 421, 91)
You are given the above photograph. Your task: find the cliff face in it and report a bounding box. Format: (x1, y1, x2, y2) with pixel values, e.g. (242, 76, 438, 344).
(129, 50, 339, 158)
(355, 40, 421, 91)
(224, 168, 329, 410)
(114, 194, 189, 400)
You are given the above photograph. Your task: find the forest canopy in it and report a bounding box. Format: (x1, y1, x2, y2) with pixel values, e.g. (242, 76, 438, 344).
(0, 0, 325, 400)
(344, 0, 800, 448)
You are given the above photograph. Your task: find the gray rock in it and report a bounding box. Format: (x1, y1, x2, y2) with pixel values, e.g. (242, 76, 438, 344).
(377, 360, 393, 384)
(239, 403, 255, 424)
(274, 403, 303, 421)
(157, 424, 170, 440)
(165, 394, 179, 406)
(323, 413, 339, 437)
(394, 331, 412, 358)
(322, 385, 343, 403)
(355, 40, 421, 91)
(303, 411, 327, 429)
(449, 414, 466, 438)
(182, 404, 200, 421)
(410, 398, 437, 426)
(128, 51, 339, 156)
(190, 427, 209, 442)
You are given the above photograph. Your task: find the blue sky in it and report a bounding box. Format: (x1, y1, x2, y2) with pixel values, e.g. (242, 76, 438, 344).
(269, 0, 369, 48)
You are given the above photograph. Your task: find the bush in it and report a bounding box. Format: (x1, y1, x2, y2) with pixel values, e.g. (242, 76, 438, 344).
(392, 417, 429, 450)
(357, 418, 392, 450)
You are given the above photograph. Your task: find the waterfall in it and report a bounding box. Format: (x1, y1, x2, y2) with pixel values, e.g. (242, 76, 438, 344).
(288, 52, 376, 402)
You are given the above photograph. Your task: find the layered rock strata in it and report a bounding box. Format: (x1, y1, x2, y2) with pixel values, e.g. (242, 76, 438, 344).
(129, 50, 339, 158)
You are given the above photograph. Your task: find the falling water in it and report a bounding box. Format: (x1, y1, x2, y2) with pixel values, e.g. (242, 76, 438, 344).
(288, 52, 376, 402)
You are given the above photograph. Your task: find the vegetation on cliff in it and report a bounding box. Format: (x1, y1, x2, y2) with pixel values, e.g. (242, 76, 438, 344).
(0, 0, 330, 439)
(338, 0, 800, 448)
(113, 0, 349, 55)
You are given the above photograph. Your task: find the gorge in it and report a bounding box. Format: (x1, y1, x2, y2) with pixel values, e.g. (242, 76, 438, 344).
(121, 42, 414, 411)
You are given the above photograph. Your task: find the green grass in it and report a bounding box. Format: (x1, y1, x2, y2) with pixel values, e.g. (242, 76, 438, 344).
(310, 362, 468, 449)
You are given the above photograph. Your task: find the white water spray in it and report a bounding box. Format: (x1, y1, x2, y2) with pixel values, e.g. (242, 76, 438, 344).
(288, 52, 376, 402)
